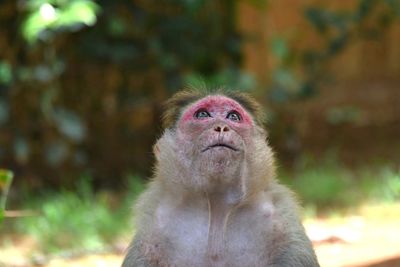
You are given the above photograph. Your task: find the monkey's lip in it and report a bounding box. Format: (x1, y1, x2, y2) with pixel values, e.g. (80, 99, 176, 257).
(202, 143, 238, 152)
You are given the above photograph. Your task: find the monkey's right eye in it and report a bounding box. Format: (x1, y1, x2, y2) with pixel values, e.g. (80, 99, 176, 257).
(194, 109, 211, 119)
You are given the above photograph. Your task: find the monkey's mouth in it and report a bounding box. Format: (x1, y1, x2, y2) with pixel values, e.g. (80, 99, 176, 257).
(202, 143, 238, 152)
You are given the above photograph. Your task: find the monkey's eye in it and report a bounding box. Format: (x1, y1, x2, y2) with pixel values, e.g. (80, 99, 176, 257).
(226, 111, 241, 122)
(194, 109, 211, 119)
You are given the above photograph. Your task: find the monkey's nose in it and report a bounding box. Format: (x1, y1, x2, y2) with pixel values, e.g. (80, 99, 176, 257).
(214, 125, 230, 132)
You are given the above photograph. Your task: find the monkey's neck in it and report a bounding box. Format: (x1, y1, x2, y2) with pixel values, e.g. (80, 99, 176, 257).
(205, 192, 237, 267)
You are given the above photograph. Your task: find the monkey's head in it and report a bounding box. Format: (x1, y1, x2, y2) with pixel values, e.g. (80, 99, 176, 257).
(155, 90, 275, 198)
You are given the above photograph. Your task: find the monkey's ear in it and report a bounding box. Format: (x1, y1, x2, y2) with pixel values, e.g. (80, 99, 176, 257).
(153, 141, 160, 160)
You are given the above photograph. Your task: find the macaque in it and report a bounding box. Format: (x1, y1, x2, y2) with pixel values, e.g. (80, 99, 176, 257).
(122, 90, 319, 267)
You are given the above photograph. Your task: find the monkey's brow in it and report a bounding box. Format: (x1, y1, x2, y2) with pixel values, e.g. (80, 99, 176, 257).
(163, 93, 203, 128)
(164, 91, 265, 128)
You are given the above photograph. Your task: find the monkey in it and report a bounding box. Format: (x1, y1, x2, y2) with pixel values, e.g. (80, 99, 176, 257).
(122, 89, 319, 267)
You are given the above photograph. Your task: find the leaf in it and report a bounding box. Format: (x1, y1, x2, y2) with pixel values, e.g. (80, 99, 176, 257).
(357, 0, 377, 20)
(0, 61, 12, 85)
(22, 0, 100, 43)
(56, 1, 99, 28)
(0, 169, 13, 187)
(327, 34, 348, 55)
(298, 83, 316, 98)
(53, 108, 87, 142)
(305, 8, 329, 33)
(0, 169, 14, 222)
(273, 68, 299, 91)
(271, 37, 289, 60)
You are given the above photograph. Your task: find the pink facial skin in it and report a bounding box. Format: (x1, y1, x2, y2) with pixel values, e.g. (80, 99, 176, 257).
(178, 95, 254, 136)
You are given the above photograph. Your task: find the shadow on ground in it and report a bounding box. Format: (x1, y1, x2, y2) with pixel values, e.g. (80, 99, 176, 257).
(364, 257, 400, 267)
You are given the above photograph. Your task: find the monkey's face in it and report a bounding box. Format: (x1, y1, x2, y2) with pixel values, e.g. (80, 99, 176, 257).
(175, 95, 258, 182)
(155, 92, 273, 194)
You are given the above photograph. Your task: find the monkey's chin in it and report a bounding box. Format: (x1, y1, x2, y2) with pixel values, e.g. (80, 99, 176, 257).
(199, 148, 242, 178)
(202, 146, 238, 162)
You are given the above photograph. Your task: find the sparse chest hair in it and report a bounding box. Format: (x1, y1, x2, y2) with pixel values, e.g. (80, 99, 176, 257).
(146, 191, 282, 267)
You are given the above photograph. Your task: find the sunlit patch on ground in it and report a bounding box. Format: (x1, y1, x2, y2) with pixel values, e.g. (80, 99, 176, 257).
(306, 203, 400, 267)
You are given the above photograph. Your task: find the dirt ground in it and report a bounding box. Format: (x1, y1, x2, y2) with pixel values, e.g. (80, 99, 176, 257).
(1, 203, 399, 267)
(306, 214, 400, 267)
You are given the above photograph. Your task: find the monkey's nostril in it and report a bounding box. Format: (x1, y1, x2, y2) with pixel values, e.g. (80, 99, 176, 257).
(214, 125, 229, 132)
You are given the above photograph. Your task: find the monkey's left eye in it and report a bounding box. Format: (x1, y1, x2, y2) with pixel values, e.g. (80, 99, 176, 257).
(194, 109, 211, 119)
(226, 111, 241, 122)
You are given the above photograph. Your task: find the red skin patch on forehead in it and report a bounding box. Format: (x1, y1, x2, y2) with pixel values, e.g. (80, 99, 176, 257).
(180, 95, 253, 126)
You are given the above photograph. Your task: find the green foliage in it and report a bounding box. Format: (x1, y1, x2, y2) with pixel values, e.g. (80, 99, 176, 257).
(281, 157, 353, 209)
(360, 167, 400, 202)
(22, 0, 100, 44)
(15, 175, 144, 253)
(0, 0, 244, 187)
(0, 170, 13, 223)
(9, 164, 400, 253)
(279, 156, 400, 213)
(269, 0, 400, 103)
(0, 61, 12, 85)
(326, 106, 365, 125)
(52, 108, 87, 142)
(266, 1, 400, 166)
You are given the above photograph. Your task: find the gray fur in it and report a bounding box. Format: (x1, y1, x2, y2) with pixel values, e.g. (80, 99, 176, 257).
(122, 94, 319, 267)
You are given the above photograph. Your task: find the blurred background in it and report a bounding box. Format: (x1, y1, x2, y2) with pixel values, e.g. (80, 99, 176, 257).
(0, 0, 399, 266)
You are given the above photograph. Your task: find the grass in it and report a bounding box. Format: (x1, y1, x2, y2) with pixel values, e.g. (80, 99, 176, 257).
(279, 156, 400, 216)
(5, 175, 144, 255)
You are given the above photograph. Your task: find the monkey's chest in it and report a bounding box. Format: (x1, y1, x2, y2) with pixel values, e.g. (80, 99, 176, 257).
(153, 206, 209, 266)
(151, 207, 275, 267)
